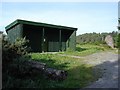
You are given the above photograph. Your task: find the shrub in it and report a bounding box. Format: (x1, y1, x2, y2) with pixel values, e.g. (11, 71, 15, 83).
(118, 33, 120, 49)
(2, 36, 31, 88)
(2, 37, 30, 64)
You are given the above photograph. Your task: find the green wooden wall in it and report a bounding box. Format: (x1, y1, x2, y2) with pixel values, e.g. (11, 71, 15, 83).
(7, 24, 23, 43)
(67, 31, 76, 51)
(44, 28, 60, 52)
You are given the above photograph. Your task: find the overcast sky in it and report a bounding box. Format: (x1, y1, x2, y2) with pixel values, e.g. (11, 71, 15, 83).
(1, 2, 118, 35)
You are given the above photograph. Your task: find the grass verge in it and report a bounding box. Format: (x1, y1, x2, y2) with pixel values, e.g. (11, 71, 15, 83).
(27, 53, 99, 88)
(59, 44, 114, 56)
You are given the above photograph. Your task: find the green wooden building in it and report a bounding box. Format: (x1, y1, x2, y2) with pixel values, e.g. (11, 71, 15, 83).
(5, 19, 77, 52)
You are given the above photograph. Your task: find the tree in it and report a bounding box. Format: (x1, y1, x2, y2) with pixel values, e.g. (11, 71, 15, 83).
(76, 31, 118, 46)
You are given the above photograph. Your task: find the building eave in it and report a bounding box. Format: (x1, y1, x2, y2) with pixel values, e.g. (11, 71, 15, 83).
(5, 19, 78, 32)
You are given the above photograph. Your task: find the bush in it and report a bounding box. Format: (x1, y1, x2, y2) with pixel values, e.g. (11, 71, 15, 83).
(2, 36, 68, 88)
(2, 36, 31, 88)
(2, 37, 30, 64)
(117, 34, 120, 49)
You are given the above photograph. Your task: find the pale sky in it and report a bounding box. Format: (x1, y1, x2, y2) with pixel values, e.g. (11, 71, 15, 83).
(1, 2, 118, 35)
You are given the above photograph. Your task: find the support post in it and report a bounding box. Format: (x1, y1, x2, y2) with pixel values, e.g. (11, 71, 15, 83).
(42, 27, 45, 53)
(59, 30, 62, 51)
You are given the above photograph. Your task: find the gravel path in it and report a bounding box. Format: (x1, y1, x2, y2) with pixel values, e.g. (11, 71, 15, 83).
(58, 51, 118, 88)
(84, 51, 118, 88)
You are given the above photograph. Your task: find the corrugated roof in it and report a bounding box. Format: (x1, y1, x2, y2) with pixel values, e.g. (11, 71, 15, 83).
(5, 19, 77, 31)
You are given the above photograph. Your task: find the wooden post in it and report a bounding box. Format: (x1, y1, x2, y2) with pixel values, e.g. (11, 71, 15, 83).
(59, 30, 62, 51)
(42, 27, 45, 52)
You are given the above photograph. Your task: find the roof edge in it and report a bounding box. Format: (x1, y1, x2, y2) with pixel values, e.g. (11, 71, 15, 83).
(5, 19, 78, 31)
(5, 19, 20, 31)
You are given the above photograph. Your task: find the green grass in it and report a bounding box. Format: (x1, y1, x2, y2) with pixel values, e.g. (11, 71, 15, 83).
(4, 53, 98, 88)
(27, 53, 99, 88)
(59, 44, 113, 56)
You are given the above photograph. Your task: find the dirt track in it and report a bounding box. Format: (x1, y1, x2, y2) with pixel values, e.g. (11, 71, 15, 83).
(84, 51, 118, 88)
(58, 51, 118, 88)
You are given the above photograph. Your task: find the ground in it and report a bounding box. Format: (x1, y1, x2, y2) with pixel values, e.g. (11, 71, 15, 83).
(83, 51, 118, 88)
(3, 42, 119, 88)
(58, 51, 118, 88)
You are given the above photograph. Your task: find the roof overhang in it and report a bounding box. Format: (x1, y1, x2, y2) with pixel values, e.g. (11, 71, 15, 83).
(5, 19, 78, 32)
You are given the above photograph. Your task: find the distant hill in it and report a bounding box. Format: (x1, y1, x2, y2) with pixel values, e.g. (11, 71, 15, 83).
(76, 31, 118, 47)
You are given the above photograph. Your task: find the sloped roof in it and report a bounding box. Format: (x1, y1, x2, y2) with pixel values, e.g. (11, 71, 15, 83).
(5, 19, 77, 31)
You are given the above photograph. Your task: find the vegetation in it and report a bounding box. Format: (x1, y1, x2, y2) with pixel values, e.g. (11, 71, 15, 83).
(29, 53, 99, 88)
(59, 43, 113, 56)
(117, 18, 120, 54)
(76, 31, 118, 48)
(2, 36, 101, 88)
(118, 18, 120, 50)
(2, 36, 31, 88)
(118, 33, 120, 50)
(2, 30, 118, 88)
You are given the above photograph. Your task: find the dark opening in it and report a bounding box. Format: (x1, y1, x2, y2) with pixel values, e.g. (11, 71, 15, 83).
(23, 24, 74, 52)
(23, 24, 42, 52)
(61, 30, 73, 51)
